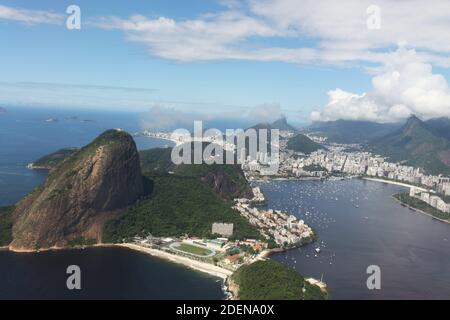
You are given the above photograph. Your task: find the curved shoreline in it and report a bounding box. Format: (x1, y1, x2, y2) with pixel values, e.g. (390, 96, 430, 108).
(6, 243, 232, 279)
(116, 243, 232, 280)
(360, 177, 449, 224)
(361, 177, 428, 191)
(392, 195, 450, 224)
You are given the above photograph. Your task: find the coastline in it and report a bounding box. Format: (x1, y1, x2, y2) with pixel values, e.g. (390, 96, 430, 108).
(115, 243, 232, 280)
(115, 243, 237, 299)
(362, 177, 428, 191)
(392, 195, 450, 224)
(361, 177, 449, 224)
(10, 242, 233, 279)
(4, 242, 236, 299)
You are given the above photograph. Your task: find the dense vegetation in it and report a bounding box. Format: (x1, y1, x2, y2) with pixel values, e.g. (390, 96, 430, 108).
(28, 142, 258, 243)
(426, 117, 450, 141)
(232, 260, 327, 300)
(140, 147, 174, 173)
(33, 148, 78, 169)
(68, 237, 97, 247)
(394, 193, 450, 221)
(0, 206, 13, 246)
(103, 169, 261, 243)
(368, 116, 450, 175)
(287, 134, 325, 154)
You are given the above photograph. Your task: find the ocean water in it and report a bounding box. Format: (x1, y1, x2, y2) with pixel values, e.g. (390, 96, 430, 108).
(0, 107, 225, 300)
(0, 247, 224, 300)
(256, 179, 450, 299)
(0, 107, 173, 206)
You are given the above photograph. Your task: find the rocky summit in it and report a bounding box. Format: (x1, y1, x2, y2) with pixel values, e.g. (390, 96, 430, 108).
(9, 129, 144, 251)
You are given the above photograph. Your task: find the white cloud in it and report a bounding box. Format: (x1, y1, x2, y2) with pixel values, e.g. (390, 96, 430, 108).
(311, 48, 450, 122)
(4, 1, 450, 67)
(248, 103, 284, 122)
(91, 11, 306, 63)
(89, 0, 450, 67)
(0, 5, 63, 25)
(249, 0, 450, 67)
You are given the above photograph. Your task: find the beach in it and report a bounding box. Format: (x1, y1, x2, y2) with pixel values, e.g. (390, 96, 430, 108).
(116, 243, 232, 280)
(362, 177, 428, 191)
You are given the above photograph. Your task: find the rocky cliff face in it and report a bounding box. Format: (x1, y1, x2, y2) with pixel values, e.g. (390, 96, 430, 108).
(201, 166, 253, 200)
(10, 130, 144, 251)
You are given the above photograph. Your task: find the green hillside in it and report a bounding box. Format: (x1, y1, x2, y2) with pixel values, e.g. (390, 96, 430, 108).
(28, 138, 260, 244)
(287, 134, 325, 154)
(232, 260, 327, 300)
(368, 116, 450, 175)
(104, 145, 259, 241)
(102, 170, 260, 242)
(33, 148, 78, 169)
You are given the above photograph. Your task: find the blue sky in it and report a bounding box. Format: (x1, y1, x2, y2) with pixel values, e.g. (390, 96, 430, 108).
(1, 0, 450, 125)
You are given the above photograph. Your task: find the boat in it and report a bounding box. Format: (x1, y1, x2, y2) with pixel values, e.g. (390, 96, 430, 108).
(315, 247, 321, 253)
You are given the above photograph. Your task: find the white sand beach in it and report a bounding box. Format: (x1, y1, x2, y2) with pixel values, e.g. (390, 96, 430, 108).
(116, 243, 232, 280)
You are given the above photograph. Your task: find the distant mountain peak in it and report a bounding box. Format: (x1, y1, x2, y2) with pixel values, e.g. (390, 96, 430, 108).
(402, 114, 428, 135)
(405, 114, 423, 126)
(250, 117, 296, 131)
(369, 116, 450, 175)
(271, 117, 296, 131)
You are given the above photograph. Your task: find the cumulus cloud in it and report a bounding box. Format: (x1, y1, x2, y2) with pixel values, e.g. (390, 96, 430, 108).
(0, 4, 63, 25)
(91, 11, 317, 63)
(248, 103, 284, 123)
(311, 48, 450, 122)
(139, 105, 208, 130)
(139, 104, 285, 131)
(88, 0, 450, 67)
(5, 1, 450, 66)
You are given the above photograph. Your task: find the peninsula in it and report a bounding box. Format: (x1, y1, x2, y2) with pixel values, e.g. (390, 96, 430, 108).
(0, 129, 326, 300)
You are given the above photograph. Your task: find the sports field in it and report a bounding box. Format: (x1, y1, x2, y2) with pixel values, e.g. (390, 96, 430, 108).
(171, 243, 214, 257)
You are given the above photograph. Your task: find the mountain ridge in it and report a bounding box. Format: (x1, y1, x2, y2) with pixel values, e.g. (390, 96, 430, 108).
(367, 115, 450, 175)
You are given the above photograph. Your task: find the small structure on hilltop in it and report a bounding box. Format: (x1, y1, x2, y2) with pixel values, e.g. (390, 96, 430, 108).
(212, 222, 234, 237)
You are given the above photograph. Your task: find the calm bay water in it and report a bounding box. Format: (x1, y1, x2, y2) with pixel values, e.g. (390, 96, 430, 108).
(255, 179, 450, 299)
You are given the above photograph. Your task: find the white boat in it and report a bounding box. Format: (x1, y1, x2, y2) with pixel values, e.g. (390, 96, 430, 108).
(315, 247, 321, 253)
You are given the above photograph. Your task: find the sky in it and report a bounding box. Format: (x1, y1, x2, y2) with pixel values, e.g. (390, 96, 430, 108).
(1, 0, 450, 126)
